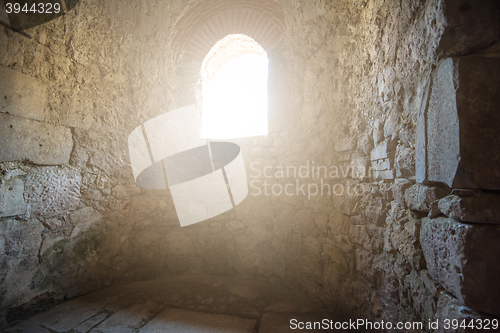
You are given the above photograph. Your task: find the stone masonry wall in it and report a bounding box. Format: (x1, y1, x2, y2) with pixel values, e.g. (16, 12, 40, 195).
(1, 0, 499, 331)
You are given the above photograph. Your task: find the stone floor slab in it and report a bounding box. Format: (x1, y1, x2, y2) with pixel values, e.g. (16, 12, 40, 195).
(72, 312, 109, 333)
(29, 298, 104, 332)
(8, 275, 338, 333)
(138, 307, 256, 333)
(5, 320, 51, 333)
(90, 301, 163, 333)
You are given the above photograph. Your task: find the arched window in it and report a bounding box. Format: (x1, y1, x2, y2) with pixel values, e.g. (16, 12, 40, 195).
(200, 34, 269, 139)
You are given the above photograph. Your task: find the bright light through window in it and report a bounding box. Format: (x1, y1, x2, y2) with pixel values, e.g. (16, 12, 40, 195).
(201, 35, 269, 139)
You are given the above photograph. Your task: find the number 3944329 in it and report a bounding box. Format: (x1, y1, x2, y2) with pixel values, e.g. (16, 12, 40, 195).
(5, 2, 61, 14)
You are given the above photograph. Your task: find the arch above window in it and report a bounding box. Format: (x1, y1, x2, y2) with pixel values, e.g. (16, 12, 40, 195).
(171, 0, 285, 60)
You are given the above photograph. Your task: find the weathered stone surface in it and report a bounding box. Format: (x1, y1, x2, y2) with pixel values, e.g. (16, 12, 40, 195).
(0, 175, 26, 217)
(0, 66, 47, 121)
(394, 144, 415, 178)
(349, 225, 372, 251)
(384, 204, 424, 271)
(42, 218, 63, 230)
(374, 169, 394, 180)
(421, 217, 500, 315)
(438, 192, 500, 224)
(91, 301, 163, 332)
(392, 178, 413, 208)
(30, 298, 104, 332)
(428, 200, 441, 218)
(0, 218, 44, 307)
(331, 194, 360, 216)
(112, 184, 142, 198)
(404, 183, 448, 212)
(370, 139, 397, 161)
(415, 86, 427, 183)
(402, 269, 436, 325)
(69, 207, 103, 236)
(0, 114, 73, 165)
(350, 152, 370, 180)
(139, 307, 255, 333)
(322, 244, 348, 272)
(355, 248, 373, 277)
(420, 269, 441, 297)
(418, 56, 500, 189)
(417, 58, 460, 187)
(437, 0, 500, 58)
(4, 320, 51, 333)
(333, 136, 355, 152)
(72, 312, 108, 333)
(371, 158, 390, 171)
(369, 139, 397, 181)
(358, 194, 388, 226)
(24, 166, 81, 217)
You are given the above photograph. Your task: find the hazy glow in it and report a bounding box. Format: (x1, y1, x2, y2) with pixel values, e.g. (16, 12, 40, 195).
(202, 54, 269, 139)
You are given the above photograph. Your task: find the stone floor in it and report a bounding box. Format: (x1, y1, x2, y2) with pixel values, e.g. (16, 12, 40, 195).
(6, 275, 343, 332)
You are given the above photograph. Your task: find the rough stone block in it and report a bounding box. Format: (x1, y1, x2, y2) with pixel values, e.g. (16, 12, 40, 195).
(48, 86, 94, 130)
(360, 195, 388, 225)
(404, 184, 448, 213)
(438, 192, 500, 224)
(0, 114, 73, 165)
(72, 313, 108, 333)
(331, 194, 360, 216)
(355, 248, 373, 276)
(402, 270, 436, 325)
(0, 66, 47, 121)
(30, 298, 103, 332)
(373, 169, 394, 180)
(395, 144, 415, 178)
(421, 217, 500, 315)
(415, 89, 427, 183)
(0, 176, 25, 217)
(91, 301, 164, 332)
(25, 166, 81, 217)
(417, 56, 500, 189)
(417, 58, 460, 186)
(392, 178, 413, 208)
(349, 225, 372, 251)
(371, 158, 390, 171)
(0, 218, 44, 307)
(420, 269, 441, 297)
(370, 139, 396, 161)
(350, 152, 370, 180)
(43, 218, 63, 230)
(69, 207, 102, 237)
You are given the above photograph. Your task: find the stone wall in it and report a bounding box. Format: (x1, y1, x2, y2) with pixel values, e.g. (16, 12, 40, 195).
(1, 0, 499, 331)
